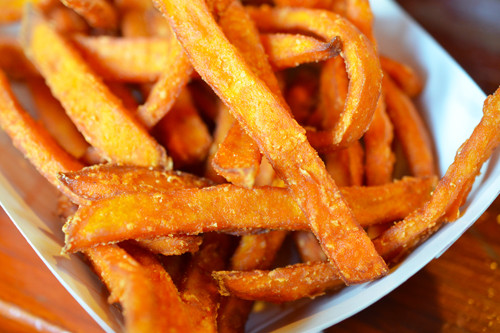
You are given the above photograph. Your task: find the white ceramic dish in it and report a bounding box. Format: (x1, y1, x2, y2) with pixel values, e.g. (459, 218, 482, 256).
(0, 0, 498, 332)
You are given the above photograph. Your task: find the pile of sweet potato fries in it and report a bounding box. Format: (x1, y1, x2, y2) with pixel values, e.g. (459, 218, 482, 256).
(0, 0, 499, 331)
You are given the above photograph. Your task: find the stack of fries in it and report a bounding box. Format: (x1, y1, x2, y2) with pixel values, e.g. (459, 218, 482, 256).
(0, 0, 499, 331)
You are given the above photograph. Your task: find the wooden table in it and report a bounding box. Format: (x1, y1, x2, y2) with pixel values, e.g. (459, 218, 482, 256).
(0, 0, 499, 332)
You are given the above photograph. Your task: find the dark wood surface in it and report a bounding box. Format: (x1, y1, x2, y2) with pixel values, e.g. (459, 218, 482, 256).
(0, 0, 499, 332)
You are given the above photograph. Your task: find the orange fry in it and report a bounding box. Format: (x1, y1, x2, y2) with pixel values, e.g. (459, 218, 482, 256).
(86, 245, 193, 332)
(27, 78, 89, 159)
(60, 0, 118, 30)
(380, 55, 423, 98)
(180, 233, 234, 332)
(63, 177, 435, 252)
(154, 0, 386, 283)
(214, 262, 343, 303)
(374, 87, 500, 261)
(293, 230, 327, 263)
(134, 235, 203, 256)
(383, 74, 436, 177)
(0, 70, 83, 200)
(260, 33, 340, 70)
(137, 30, 193, 128)
(153, 88, 212, 168)
(230, 231, 287, 271)
(210, 0, 284, 187)
(248, 5, 382, 148)
(72, 36, 172, 82)
(364, 96, 395, 185)
(47, 5, 89, 35)
(58, 164, 212, 202)
(21, 9, 170, 168)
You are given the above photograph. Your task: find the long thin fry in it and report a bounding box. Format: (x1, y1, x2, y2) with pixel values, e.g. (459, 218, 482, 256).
(374, 87, 500, 261)
(364, 96, 395, 185)
(214, 262, 343, 303)
(260, 33, 340, 70)
(383, 73, 436, 177)
(21, 9, 170, 168)
(0, 70, 83, 201)
(63, 177, 436, 252)
(380, 55, 423, 98)
(0, 37, 38, 80)
(27, 78, 89, 159)
(154, 0, 386, 284)
(134, 235, 203, 256)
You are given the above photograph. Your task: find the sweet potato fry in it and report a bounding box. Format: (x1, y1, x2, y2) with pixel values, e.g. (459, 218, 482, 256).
(63, 176, 436, 252)
(383, 74, 436, 177)
(210, 0, 284, 187)
(58, 164, 212, 202)
(380, 55, 423, 98)
(27, 78, 89, 159)
(180, 233, 234, 332)
(134, 235, 203, 256)
(214, 262, 343, 303)
(60, 0, 118, 30)
(293, 230, 327, 263)
(0, 70, 83, 200)
(86, 245, 193, 332)
(137, 31, 193, 129)
(120, 9, 149, 37)
(153, 88, 212, 168)
(247, 5, 382, 147)
(374, 87, 500, 262)
(72, 36, 171, 82)
(230, 231, 287, 271)
(21, 9, 170, 168)
(260, 33, 340, 70)
(212, 124, 262, 188)
(205, 102, 235, 183)
(364, 96, 395, 185)
(154, 0, 386, 283)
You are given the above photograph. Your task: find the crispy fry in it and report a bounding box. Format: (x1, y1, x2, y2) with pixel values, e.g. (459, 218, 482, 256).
(154, 0, 386, 283)
(325, 141, 364, 187)
(374, 87, 500, 262)
(214, 262, 343, 303)
(364, 96, 395, 185)
(380, 55, 423, 98)
(72, 36, 172, 82)
(58, 164, 212, 202)
(230, 231, 287, 271)
(153, 88, 212, 168)
(137, 29, 193, 129)
(205, 102, 234, 183)
(383, 74, 436, 177)
(293, 230, 327, 263)
(27, 78, 89, 159)
(60, 0, 118, 30)
(86, 245, 192, 332)
(180, 233, 234, 332)
(212, 124, 262, 188)
(63, 177, 436, 252)
(134, 235, 203, 256)
(248, 5, 382, 148)
(210, 0, 284, 188)
(21, 9, 170, 168)
(260, 33, 340, 70)
(0, 70, 83, 200)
